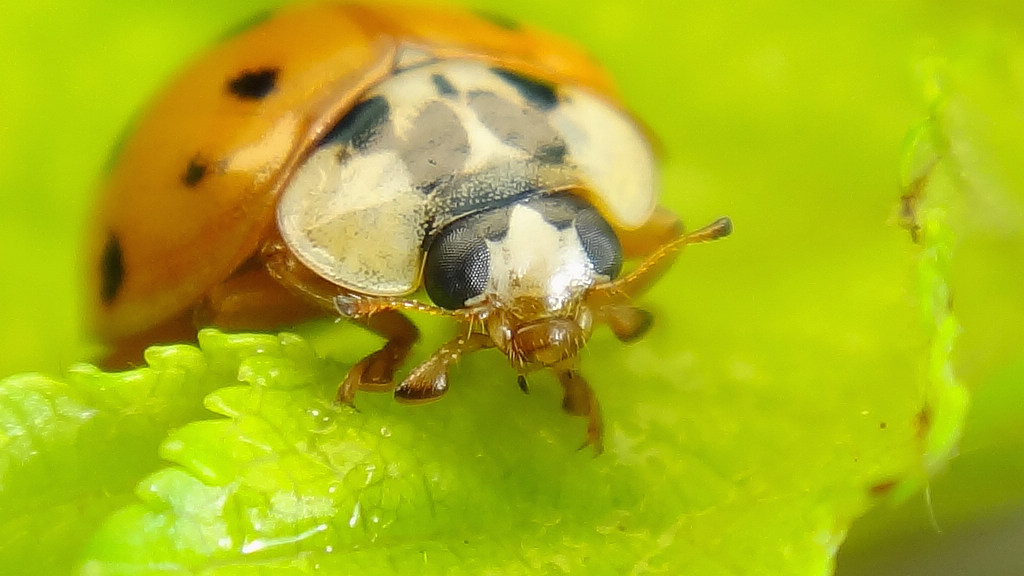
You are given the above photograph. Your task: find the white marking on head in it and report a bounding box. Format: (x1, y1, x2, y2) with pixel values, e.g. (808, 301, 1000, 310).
(484, 203, 596, 312)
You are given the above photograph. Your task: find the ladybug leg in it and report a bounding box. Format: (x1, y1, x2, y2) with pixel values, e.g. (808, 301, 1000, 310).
(392, 332, 494, 404)
(337, 310, 420, 404)
(261, 239, 346, 309)
(330, 293, 476, 404)
(598, 305, 654, 343)
(199, 261, 327, 329)
(555, 368, 604, 454)
(261, 242, 436, 403)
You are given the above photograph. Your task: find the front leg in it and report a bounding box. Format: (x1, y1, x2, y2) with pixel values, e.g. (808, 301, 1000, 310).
(556, 368, 604, 454)
(262, 241, 435, 404)
(394, 332, 493, 403)
(332, 292, 477, 404)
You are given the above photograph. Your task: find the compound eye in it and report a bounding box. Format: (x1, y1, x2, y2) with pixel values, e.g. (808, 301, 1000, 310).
(574, 204, 623, 281)
(424, 219, 491, 310)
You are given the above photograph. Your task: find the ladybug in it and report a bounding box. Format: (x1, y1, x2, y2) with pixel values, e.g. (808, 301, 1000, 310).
(88, 2, 732, 452)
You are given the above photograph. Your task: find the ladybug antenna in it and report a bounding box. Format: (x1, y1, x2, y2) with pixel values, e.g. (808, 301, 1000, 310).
(586, 216, 732, 306)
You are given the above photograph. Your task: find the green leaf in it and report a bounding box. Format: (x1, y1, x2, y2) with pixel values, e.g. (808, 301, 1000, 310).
(9, 1, 1024, 575)
(0, 346, 226, 574)
(837, 22, 1024, 576)
(63, 301, 952, 576)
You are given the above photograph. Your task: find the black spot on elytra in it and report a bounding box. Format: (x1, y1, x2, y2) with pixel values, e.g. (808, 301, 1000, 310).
(227, 67, 279, 100)
(473, 9, 521, 30)
(182, 156, 208, 187)
(100, 233, 125, 305)
(491, 67, 559, 110)
(431, 73, 457, 97)
(322, 95, 391, 151)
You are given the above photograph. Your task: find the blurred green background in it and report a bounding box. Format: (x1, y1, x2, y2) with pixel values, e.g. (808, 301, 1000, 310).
(1, 0, 1022, 574)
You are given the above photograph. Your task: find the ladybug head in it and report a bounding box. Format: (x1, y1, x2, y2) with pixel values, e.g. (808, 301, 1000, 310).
(423, 192, 621, 369)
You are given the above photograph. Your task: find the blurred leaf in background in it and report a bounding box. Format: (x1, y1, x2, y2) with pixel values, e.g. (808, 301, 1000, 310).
(837, 19, 1024, 576)
(0, 0, 1021, 575)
